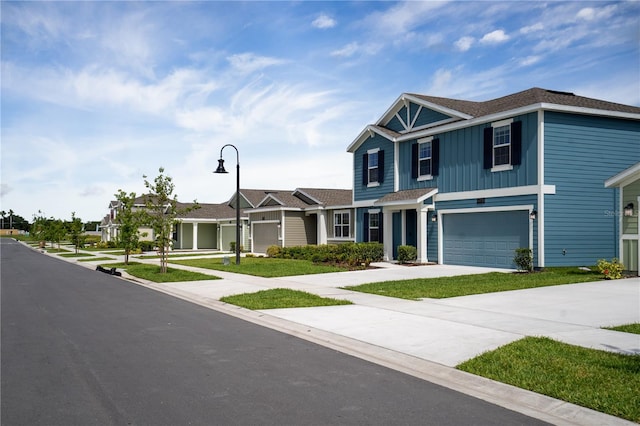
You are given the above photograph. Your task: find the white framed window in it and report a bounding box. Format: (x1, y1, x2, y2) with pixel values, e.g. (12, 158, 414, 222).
(493, 124, 511, 167)
(369, 212, 379, 242)
(418, 140, 432, 178)
(334, 211, 350, 238)
(368, 151, 379, 185)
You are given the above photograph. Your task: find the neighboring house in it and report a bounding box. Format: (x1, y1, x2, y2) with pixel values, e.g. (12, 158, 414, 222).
(605, 162, 640, 275)
(99, 188, 353, 253)
(347, 87, 640, 268)
(247, 188, 353, 253)
(99, 198, 156, 244)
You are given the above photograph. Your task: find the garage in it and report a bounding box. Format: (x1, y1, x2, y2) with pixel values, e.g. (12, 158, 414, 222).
(220, 225, 237, 252)
(252, 223, 279, 254)
(443, 210, 529, 268)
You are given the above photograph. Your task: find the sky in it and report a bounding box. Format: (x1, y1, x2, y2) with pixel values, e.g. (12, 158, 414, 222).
(1, 1, 639, 223)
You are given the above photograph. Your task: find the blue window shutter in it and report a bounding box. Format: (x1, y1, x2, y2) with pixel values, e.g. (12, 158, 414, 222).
(363, 212, 369, 242)
(483, 127, 493, 169)
(411, 143, 418, 179)
(511, 121, 522, 166)
(378, 150, 385, 183)
(378, 212, 384, 243)
(362, 153, 368, 186)
(432, 138, 440, 176)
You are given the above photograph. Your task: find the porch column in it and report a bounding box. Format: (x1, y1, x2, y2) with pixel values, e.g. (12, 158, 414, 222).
(383, 207, 393, 261)
(317, 211, 328, 244)
(192, 222, 199, 250)
(417, 208, 428, 263)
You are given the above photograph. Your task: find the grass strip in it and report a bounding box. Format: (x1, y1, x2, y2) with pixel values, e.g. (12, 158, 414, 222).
(78, 257, 117, 262)
(43, 248, 71, 253)
(136, 252, 227, 259)
(344, 267, 601, 299)
(220, 288, 352, 310)
(457, 337, 640, 422)
(100, 262, 219, 283)
(604, 323, 640, 335)
(59, 252, 94, 258)
(172, 257, 348, 278)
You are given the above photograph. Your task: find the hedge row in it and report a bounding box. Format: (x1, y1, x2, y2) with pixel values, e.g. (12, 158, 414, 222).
(266, 243, 384, 267)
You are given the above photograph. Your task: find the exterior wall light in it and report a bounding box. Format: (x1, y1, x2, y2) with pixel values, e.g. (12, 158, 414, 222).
(530, 210, 537, 220)
(624, 203, 634, 217)
(431, 213, 438, 222)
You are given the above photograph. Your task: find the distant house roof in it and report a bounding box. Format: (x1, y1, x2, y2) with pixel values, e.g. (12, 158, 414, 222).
(251, 188, 353, 211)
(348, 87, 640, 152)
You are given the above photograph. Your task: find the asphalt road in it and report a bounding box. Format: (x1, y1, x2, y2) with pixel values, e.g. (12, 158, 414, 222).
(1, 239, 549, 426)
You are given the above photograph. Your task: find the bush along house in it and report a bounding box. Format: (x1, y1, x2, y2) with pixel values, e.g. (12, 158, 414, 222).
(347, 87, 640, 269)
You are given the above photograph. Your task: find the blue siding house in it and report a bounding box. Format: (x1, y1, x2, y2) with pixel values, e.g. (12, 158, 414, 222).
(347, 88, 640, 269)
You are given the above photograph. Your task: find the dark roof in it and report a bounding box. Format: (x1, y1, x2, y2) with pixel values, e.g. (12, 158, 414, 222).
(409, 87, 640, 118)
(295, 188, 352, 207)
(375, 188, 436, 205)
(176, 202, 239, 219)
(238, 189, 290, 207)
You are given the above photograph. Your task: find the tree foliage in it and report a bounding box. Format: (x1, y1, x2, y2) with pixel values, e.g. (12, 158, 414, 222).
(141, 167, 199, 273)
(68, 212, 85, 254)
(115, 189, 142, 265)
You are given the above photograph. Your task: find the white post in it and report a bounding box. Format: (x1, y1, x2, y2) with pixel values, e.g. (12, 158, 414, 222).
(192, 222, 199, 250)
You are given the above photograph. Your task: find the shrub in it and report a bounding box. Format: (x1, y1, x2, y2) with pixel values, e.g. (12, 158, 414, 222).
(229, 242, 244, 253)
(397, 245, 417, 264)
(597, 258, 624, 279)
(138, 241, 155, 252)
(266, 245, 281, 257)
(513, 248, 533, 272)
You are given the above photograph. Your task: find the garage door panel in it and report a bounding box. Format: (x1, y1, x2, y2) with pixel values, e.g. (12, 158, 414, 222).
(443, 211, 528, 268)
(253, 223, 279, 254)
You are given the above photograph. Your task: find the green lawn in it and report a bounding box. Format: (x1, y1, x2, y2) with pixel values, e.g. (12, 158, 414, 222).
(604, 323, 640, 335)
(59, 252, 94, 258)
(344, 267, 602, 299)
(78, 256, 117, 262)
(171, 257, 348, 278)
(43, 248, 71, 253)
(137, 252, 226, 259)
(457, 337, 640, 422)
(99, 262, 220, 283)
(220, 288, 352, 310)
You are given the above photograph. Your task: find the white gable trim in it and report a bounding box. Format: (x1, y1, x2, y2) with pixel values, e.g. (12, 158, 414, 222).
(605, 162, 640, 188)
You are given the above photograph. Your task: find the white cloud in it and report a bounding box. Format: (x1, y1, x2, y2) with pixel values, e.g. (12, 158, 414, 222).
(520, 23, 544, 34)
(519, 56, 541, 67)
(331, 42, 360, 58)
(312, 14, 336, 29)
(227, 53, 287, 74)
(576, 5, 617, 21)
(0, 183, 12, 197)
(363, 1, 447, 37)
(480, 29, 509, 44)
(454, 36, 474, 52)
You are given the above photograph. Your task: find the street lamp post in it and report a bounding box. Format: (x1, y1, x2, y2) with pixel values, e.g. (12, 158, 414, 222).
(214, 144, 241, 265)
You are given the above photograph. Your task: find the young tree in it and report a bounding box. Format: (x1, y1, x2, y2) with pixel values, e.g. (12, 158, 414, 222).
(48, 218, 66, 248)
(68, 212, 85, 254)
(31, 211, 48, 247)
(142, 167, 199, 273)
(115, 190, 141, 265)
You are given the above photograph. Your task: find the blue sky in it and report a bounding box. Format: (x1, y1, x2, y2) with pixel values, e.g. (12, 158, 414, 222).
(2, 1, 639, 222)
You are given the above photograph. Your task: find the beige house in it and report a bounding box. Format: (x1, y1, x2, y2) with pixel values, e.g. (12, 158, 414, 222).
(605, 162, 640, 275)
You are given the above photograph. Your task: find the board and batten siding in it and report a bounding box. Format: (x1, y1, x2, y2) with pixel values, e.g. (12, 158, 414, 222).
(397, 112, 538, 193)
(284, 212, 317, 247)
(353, 134, 394, 201)
(544, 112, 640, 266)
(326, 208, 354, 239)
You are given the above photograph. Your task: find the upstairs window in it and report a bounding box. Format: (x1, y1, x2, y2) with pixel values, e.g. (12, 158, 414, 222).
(334, 211, 350, 238)
(362, 149, 385, 186)
(484, 120, 522, 171)
(493, 125, 511, 167)
(419, 141, 432, 176)
(411, 138, 439, 180)
(368, 151, 379, 183)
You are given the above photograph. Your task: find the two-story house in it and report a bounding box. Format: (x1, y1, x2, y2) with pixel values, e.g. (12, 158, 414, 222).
(347, 88, 640, 269)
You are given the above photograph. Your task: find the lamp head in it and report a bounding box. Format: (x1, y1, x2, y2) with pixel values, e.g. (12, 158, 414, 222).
(214, 158, 228, 174)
